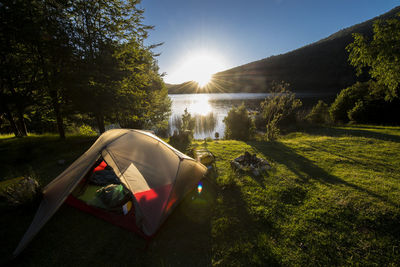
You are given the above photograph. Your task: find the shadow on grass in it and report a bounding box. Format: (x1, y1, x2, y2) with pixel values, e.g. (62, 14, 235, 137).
(0, 135, 96, 183)
(211, 181, 280, 265)
(6, 183, 214, 266)
(247, 141, 396, 207)
(304, 126, 400, 143)
(303, 142, 397, 173)
(151, 179, 216, 266)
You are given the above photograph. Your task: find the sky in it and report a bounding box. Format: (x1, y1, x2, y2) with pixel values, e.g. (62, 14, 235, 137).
(139, 0, 399, 84)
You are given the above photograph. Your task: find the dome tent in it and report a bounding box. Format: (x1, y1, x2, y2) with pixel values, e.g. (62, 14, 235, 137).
(14, 129, 207, 256)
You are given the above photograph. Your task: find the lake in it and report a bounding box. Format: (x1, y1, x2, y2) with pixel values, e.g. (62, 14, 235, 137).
(168, 93, 269, 139)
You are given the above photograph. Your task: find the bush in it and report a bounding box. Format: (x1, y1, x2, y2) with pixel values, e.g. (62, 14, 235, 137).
(180, 108, 195, 136)
(254, 112, 266, 131)
(223, 103, 255, 141)
(306, 100, 330, 124)
(79, 124, 97, 136)
(329, 81, 369, 123)
(264, 114, 281, 141)
(330, 81, 400, 124)
(169, 108, 195, 151)
(0, 177, 41, 208)
(347, 100, 367, 122)
(261, 81, 302, 140)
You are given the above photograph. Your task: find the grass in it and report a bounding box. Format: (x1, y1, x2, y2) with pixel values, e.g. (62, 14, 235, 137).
(1, 125, 400, 266)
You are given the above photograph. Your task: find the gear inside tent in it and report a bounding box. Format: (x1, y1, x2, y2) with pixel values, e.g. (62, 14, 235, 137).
(14, 129, 207, 256)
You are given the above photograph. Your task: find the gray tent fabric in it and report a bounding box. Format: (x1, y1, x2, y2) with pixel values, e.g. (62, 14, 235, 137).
(13, 129, 207, 256)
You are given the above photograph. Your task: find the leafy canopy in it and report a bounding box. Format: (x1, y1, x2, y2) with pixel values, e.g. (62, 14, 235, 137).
(347, 13, 400, 100)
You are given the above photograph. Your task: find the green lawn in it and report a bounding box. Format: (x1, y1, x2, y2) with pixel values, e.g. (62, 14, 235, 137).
(1, 126, 400, 266)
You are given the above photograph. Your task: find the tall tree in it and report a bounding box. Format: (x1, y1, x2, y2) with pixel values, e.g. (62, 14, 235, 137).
(0, 0, 170, 137)
(0, 0, 43, 136)
(68, 0, 155, 133)
(36, 0, 75, 139)
(347, 13, 400, 100)
(0, 0, 73, 138)
(113, 40, 170, 130)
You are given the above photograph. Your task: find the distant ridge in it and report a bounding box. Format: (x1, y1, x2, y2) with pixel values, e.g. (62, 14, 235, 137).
(166, 81, 200, 94)
(167, 6, 400, 95)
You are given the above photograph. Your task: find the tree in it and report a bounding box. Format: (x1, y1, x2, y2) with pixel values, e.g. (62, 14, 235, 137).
(36, 0, 75, 139)
(0, 0, 43, 137)
(113, 40, 170, 131)
(68, 0, 158, 133)
(0, 0, 170, 137)
(347, 13, 400, 100)
(0, 0, 74, 138)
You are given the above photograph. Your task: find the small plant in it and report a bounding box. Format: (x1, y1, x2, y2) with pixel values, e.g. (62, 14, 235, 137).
(214, 132, 219, 139)
(79, 124, 97, 136)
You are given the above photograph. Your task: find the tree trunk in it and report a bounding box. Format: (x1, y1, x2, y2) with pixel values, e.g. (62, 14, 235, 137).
(96, 113, 105, 133)
(16, 107, 28, 136)
(50, 90, 65, 139)
(4, 104, 22, 137)
(5, 83, 27, 136)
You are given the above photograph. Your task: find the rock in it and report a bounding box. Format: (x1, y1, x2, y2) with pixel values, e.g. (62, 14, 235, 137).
(231, 151, 271, 175)
(252, 169, 259, 176)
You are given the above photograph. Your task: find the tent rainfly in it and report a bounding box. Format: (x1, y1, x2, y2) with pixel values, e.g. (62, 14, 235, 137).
(14, 129, 207, 256)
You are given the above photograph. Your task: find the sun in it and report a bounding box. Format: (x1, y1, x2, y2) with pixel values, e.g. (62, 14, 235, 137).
(167, 51, 227, 87)
(182, 54, 220, 87)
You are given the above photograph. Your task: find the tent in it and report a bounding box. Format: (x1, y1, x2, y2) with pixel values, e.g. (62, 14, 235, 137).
(14, 129, 207, 256)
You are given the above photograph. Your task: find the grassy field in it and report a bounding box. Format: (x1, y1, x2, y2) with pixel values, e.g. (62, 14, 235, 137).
(1, 126, 400, 266)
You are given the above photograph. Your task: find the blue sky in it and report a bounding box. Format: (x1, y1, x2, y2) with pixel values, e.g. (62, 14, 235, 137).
(139, 0, 399, 84)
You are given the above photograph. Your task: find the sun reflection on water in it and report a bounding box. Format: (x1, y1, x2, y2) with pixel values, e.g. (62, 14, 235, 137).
(187, 94, 212, 116)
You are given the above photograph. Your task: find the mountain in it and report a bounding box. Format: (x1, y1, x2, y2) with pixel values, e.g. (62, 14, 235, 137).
(167, 6, 400, 95)
(166, 81, 201, 94)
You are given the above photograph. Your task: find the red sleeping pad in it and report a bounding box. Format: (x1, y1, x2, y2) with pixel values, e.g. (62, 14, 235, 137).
(65, 160, 149, 239)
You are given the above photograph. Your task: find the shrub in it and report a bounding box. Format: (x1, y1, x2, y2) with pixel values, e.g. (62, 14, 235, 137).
(329, 81, 369, 123)
(153, 120, 169, 138)
(264, 114, 281, 141)
(261, 81, 302, 140)
(223, 103, 255, 141)
(0, 177, 41, 208)
(180, 108, 195, 136)
(330, 80, 400, 124)
(79, 124, 97, 136)
(254, 112, 266, 131)
(169, 108, 195, 151)
(306, 100, 330, 124)
(347, 100, 367, 122)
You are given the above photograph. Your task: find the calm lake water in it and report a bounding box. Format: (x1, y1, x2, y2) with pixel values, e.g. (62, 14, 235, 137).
(168, 93, 269, 139)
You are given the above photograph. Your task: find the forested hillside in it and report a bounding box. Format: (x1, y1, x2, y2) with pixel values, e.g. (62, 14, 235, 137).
(168, 6, 400, 95)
